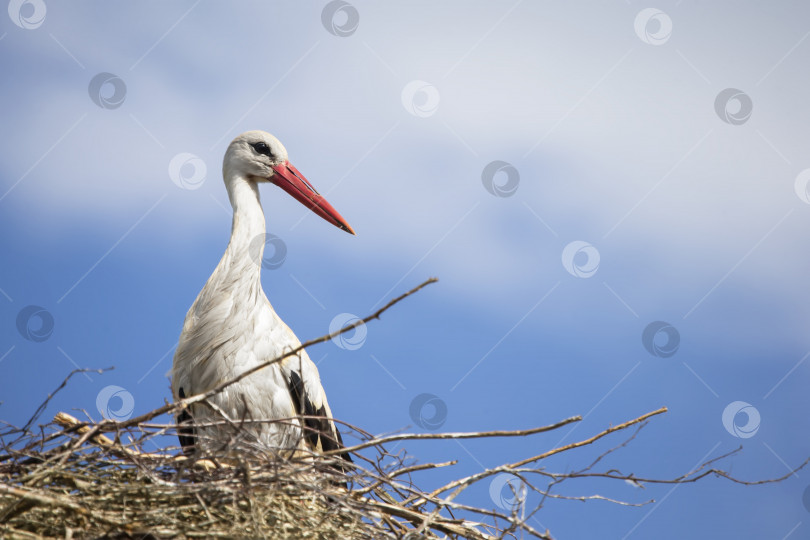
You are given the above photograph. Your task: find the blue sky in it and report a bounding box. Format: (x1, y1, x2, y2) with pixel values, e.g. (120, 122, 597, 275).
(2, 1, 810, 538)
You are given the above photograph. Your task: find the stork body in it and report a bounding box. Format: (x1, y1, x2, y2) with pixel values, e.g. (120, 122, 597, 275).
(171, 131, 353, 459)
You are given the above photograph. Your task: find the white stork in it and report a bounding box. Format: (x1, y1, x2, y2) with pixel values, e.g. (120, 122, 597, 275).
(171, 130, 354, 466)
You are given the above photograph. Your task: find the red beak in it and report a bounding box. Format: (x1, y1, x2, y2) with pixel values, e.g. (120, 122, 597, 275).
(270, 161, 355, 235)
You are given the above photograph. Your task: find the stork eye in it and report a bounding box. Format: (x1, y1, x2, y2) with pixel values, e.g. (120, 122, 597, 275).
(252, 142, 272, 157)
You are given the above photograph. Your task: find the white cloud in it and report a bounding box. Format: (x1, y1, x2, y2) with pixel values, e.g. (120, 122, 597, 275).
(3, 1, 809, 322)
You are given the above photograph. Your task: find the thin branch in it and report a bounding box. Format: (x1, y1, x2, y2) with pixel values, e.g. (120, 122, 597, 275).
(327, 415, 582, 457)
(21, 368, 112, 433)
(427, 407, 668, 500)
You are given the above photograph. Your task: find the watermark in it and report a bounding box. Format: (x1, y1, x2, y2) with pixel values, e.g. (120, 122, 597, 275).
(321, 0, 359, 37)
(96, 385, 135, 421)
(409, 393, 447, 430)
(8, 0, 46, 29)
(16, 305, 54, 343)
(329, 312, 367, 350)
(88, 72, 127, 110)
(249, 233, 287, 270)
(401, 80, 440, 118)
(794, 169, 810, 204)
(561, 241, 600, 278)
(489, 473, 527, 511)
(714, 88, 753, 125)
(721, 401, 760, 439)
(168, 152, 207, 190)
(634, 8, 672, 45)
(641, 321, 680, 358)
(803, 485, 810, 513)
(481, 161, 519, 198)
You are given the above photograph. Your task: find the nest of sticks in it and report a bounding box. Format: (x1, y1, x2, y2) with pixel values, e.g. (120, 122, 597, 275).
(1, 280, 798, 539)
(0, 397, 671, 539)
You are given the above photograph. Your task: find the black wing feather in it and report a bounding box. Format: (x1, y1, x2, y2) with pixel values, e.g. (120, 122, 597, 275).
(287, 370, 352, 465)
(177, 387, 196, 454)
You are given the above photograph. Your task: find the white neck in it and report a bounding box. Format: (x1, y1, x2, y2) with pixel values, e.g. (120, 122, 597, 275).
(206, 173, 267, 297)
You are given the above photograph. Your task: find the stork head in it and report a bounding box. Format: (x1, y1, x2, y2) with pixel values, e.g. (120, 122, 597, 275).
(224, 130, 355, 235)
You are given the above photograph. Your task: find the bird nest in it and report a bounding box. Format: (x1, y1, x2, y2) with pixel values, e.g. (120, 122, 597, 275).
(0, 411, 413, 539)
(0, 414, 370, 539)
(0, 400, 673, 540)
(2, 280, 794, 539)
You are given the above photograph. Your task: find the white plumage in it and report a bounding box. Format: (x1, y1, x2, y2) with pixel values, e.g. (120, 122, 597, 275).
(171, 130, 354, 459)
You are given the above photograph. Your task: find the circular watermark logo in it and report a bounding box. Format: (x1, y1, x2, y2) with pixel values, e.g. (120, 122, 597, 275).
(489, 473, 527, 511)
(721, 401, 760, 439)
(401, 80, 440, 118)
(561, 241, 600, 278)
(409, 393, 447, 430)
(8, 0, 46, 29)
(794, 169, 810, 204)
(88, 72, 127, 110)
(481, 161, 520, 198)
(634, 8, 672, 45)
(329, 312, 367, 350)
(16, 305, 54, 343)
(249, 233, 287, 270)
(641, 321, 680, 358)
(96, 385, 135, 421)
(321, 0, 359, 37)
(168, 152, 207, 190)
(714, 88, 753, 125)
